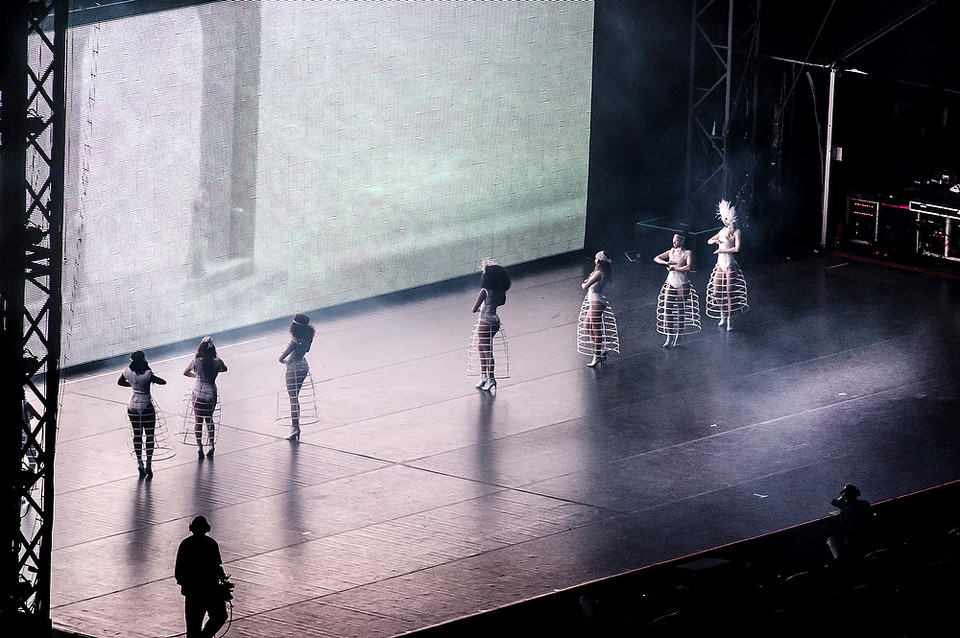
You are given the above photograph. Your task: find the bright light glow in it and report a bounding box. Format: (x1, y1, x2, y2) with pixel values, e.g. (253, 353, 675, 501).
(62, 1, 595, 366)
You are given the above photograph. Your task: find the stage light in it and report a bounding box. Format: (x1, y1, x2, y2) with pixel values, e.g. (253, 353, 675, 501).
(23, 350, 42, 378)
(25, 224, 47, 245)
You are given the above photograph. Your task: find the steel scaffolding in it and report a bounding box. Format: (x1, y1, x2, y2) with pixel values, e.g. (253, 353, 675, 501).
(0, 1, 67, 634)
(684, 0, 761, 221)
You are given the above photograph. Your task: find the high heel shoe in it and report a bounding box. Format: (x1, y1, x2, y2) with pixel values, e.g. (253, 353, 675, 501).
(206, 446, 215, 459)
(481, 378, 497, 391)
(587, 356, 600, 367)
(662, 336, 672, 348)
(137, 462, 146, 479)
(718, 316, 726, 327)
(286, 426, 301, 441)
(726, 317, 733, 331)
(475, 377, 488, 389)
(145, 463, 153, 479)
(197, 448, 205, 461)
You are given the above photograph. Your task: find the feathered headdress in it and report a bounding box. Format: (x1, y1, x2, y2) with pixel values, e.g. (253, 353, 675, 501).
(717, 200, 737, 225)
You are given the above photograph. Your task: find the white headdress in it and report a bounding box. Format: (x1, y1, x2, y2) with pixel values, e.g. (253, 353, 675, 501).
(717, 200, 737, 225)
(595, 250, 612, 263)
(480, 256, 499, 270)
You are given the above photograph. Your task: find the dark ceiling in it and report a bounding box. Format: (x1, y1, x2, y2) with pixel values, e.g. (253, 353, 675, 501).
(760, 0, 959, 94)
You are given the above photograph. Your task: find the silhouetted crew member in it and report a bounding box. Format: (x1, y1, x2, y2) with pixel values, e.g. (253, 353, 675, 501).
(175, 516, 228, 638)
(827, 484, 874, 562)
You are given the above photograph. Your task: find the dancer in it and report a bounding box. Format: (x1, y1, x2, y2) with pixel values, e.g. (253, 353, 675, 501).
(118, 351, 167, 478)
(654, 234, 702, 347)
(278, 313, 315, 442)
(578, 250, 619, 367)
(706, 200, 748, 330)
(470, 257, 511, 391)
(183, 337, 227, 459)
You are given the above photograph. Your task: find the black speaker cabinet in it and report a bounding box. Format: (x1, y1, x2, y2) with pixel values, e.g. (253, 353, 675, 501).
(875, 202, 915, 257)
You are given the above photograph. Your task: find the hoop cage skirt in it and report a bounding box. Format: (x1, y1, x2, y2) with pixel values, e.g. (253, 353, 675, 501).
(705, 264, 749, 318)
(577, 297, 620, 356)
(468, 322, 511, 378)
(125, 399, 177, 462)
(275, 369, 320, 426)
(657, 283, 703, 336)
(176, 389, 222, 447)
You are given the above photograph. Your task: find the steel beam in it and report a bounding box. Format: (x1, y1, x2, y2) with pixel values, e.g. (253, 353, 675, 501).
(0, 1, 66, 633)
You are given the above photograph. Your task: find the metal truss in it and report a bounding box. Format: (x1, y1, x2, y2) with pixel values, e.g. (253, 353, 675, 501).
(0, 0, 67, 633)
(684, 0, 761, 221)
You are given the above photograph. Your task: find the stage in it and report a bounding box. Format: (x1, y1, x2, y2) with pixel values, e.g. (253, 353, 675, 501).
(48, 250, 960, 638)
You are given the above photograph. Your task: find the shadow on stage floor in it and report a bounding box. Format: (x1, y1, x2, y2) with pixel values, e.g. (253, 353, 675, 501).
(49, 250, 960, 637)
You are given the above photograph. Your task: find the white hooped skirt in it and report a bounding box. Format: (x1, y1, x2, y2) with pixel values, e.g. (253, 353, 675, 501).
(125, 399, 177, 461)
(705, 264, 749, 318)
(577, 297, 620, 356)
(176, 389, 221, 447)
(467, 320, 510, 378)
(275, 368, 320, 426)
(657, 282, 703, 336)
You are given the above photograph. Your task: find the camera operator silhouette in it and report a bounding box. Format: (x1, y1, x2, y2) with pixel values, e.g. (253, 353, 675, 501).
(175, 515, 229, 638)
(827, 484, 875, 563)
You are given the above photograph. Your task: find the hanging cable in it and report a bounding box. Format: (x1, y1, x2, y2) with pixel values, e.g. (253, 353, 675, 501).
(836, 0, 941, 63)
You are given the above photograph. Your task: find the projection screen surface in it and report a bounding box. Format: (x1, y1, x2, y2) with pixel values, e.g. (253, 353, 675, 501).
(61, 0, 595, 366)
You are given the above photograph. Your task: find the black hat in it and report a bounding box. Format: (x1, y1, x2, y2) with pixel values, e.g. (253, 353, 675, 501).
(839, 484, 860, 499)
(189, 515, 211, 534)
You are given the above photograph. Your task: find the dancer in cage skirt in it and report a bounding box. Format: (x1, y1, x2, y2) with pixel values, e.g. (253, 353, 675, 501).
(118, 351, 167, 478)
(578, 250, 619, 367)
(470, 257, 511, 392)
(654, 233, 702, 347)
(278, 312, 316, 442)
(183, 336, 227, 460)
(706, 200, 749, 330)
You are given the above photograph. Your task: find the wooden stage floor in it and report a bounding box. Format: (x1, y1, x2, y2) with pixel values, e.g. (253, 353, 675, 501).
(48, 251, 960, 637)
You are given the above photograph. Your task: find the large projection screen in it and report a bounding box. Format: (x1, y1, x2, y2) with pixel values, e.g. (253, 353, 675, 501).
(62, 1, 595, 367)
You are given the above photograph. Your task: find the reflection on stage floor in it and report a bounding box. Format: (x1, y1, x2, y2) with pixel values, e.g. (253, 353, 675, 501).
(50, 251, 960, 638)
